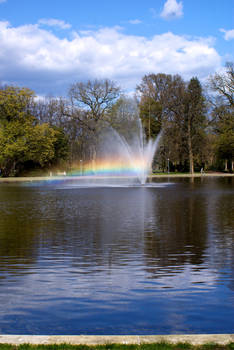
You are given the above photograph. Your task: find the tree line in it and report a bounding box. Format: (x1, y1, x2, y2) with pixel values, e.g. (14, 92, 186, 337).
(0, 62, 233, 177)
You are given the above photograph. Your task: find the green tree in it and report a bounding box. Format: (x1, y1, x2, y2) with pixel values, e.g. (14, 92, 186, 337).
(137, 73, 188, 171)
(139, 96, 162, 140)
(0, 86, 68, 176)
(0, 86, 35, 122)
(0, 119, 62, 176)
(137, 74, 207, 172)
(184, 77, 207, 173)
(209, 62, 234, 171)
(211, 104, 234, 171)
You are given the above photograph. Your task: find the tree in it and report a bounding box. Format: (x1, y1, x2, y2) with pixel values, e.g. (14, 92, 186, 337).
(209, 62, 234, 171)
(137, 73, 172, 102)
(137, 74, 208, 173)
(68, 79, 120, 165)
(0, 86, 35, 123)
(0, 86, 68, 176)
(137, 73, 188, 171)
(0, 120, 56, 176)
(209, 62, 233, 107)
(184, 77, 207, 173)
(137, 73, 173, 121)
(139, 96, 162, 140)
(211, 104, 234, 171)
(161, 75, 188, 171)
(69, 79, 120, 132)
(107, 95, 142, 143)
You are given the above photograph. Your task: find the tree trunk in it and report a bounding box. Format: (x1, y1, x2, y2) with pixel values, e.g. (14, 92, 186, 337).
(2, 159, 16, 177)
(90, 143, 97, 173)
(188, 120, 194, 174)
(148, 115, 151, 139)
(148, 102, 151, 139)
(231, 160, 233, 172)
(224, 159, 228, 171)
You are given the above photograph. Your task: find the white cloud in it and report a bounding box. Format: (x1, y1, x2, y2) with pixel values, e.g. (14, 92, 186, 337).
(128, 19, 142, 25)
(0, 0, 7, 3)
(220, 28, 234, 41)
(0, 21, 221, 95)
(38, 18, 71, 30)
(160, 0, 183, 19)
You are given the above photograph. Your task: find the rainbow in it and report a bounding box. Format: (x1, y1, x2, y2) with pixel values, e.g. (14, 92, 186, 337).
(68, 157, 148, 177)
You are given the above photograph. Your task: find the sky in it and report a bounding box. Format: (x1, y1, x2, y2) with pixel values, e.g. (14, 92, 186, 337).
(0, 0, 233, 96)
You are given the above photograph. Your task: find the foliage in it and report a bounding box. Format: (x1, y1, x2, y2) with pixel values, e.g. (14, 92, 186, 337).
(0, 63, 233, 176)
(0, 86, 35, 122)
(215, 109, 234, 161)
(184, 77, 207, 173)
(139, 96, 162, 140)
(0, 86, 68, 177)
(108, 95, 142, 141)
(208, 62, 234, 171)
(137, 74, 207, 172)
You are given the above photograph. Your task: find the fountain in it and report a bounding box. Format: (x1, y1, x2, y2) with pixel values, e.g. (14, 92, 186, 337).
(89, 122, 161, 185)
(67, 98, 161, 186)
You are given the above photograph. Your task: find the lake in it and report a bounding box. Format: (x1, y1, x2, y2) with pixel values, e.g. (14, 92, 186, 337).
(0, 177, 233, 335)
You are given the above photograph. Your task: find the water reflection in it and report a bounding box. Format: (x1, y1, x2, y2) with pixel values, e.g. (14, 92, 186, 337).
(0, 177, 233, 334)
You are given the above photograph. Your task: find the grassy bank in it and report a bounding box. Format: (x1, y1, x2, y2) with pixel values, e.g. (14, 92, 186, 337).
(0, 343, 234, 350)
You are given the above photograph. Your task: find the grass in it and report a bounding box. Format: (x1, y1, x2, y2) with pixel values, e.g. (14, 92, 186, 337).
(0, 343, 233, 350)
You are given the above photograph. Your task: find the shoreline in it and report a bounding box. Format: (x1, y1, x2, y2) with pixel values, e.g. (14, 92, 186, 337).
(0, 172, 233, 182)
(0, 334, 233, 346)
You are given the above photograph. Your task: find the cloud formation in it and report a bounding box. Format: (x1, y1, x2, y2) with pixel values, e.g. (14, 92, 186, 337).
(0, 21, 221, 95)
(0, 0, 7, 3)
(220, 28, 234, 41)
(160, 0, 183, 19)
(38, 18, 71, 30)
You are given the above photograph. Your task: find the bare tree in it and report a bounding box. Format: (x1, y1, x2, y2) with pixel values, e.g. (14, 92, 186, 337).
(209, 62, 234, 107)
(69, 79, 120, 131)
(68, 79, 120, 165)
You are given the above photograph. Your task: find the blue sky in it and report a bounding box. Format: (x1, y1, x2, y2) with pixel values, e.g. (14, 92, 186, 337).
(0, 0, 233, 95)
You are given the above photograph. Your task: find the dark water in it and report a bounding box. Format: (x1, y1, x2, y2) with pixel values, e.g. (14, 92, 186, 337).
(0, 177, 233, 335)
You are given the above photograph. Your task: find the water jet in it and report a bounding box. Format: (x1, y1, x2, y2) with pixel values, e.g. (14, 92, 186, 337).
(68, 116, 161, 186)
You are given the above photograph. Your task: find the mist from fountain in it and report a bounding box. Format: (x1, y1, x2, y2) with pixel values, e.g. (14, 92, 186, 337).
(67, 98, 162, 186)
(96, 123, 161, 185)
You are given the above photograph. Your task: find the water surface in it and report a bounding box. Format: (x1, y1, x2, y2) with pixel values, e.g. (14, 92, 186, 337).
(0, 177, 233, 334)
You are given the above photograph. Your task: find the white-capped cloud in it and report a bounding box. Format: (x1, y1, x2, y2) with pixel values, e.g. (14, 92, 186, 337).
(0, 21, 221, 95)
(220, 28, 234, 41)
(38, 18, 71, 30)
(160, 0, 183, 19)
(128, 19, 142, 25)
